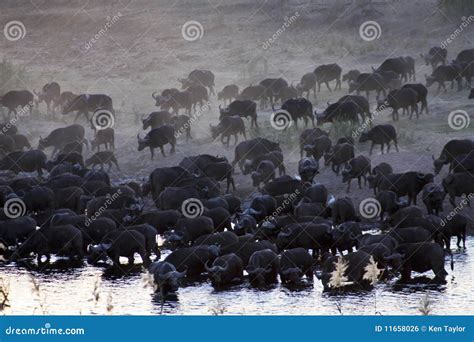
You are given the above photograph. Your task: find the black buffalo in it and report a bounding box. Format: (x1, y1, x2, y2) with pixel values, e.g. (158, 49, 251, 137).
(137, 125, 176, 160)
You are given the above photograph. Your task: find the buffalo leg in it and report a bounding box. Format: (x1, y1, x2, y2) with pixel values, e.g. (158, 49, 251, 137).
(380, 143, 384, 154)
(394, 138, 399, 152)
(387, 141, 391, 153)
(369, 142, 374, 155)
(149, 147, 155, 160)
(325, 82, 331, 92)
(346, 179, 351, 193)
(160, 146, 165, 157)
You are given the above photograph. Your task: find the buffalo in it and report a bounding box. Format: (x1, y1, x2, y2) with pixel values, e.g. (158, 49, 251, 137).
(137, 125, 176, 160)
(359, 124, 399, 154)
(62, 94, 114, 121)
(313, 63, 342, 92)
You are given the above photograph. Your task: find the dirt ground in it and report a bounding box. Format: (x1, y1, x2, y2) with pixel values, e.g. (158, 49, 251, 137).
(0, 0, 473, 220)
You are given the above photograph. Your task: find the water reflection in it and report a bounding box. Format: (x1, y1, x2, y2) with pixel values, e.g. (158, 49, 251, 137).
(0, 237, 472, 315)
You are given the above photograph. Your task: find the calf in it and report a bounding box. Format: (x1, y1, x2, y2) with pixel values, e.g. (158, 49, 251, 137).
(210, 116, 246, 146)
(85, 151, 119, 171)
(303, 135, 332, 161)
(219, 100, 258, 128)
(232, 138, 280, 173)
(217, 84, 239, 106)
(91, 127, 114, 151)
(243, 151, 285, 176)
(342, 69, 360, 86)
(323, 143, 354, 174)
(296, 72, 317, 98)
(341, 155, 371, 193)
(299, 127, 329, 158)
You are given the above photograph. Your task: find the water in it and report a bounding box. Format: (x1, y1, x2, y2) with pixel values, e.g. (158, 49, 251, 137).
(1, 236, 473, 315)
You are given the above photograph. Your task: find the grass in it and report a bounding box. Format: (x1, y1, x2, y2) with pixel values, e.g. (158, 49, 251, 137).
(418, 294, 433, 315)
(0, 277, 10, 311)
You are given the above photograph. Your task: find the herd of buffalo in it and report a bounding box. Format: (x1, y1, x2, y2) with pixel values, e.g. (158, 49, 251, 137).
(0, 45, 472, 300)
